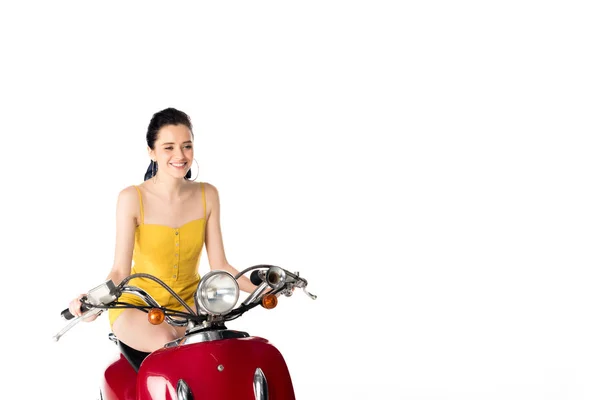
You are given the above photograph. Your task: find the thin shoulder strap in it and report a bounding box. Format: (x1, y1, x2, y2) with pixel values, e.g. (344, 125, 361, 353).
(201, 182, 207, 219)
(134, 185, 144, 224)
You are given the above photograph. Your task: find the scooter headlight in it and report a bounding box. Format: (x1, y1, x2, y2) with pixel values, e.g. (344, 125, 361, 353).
(195, 271, 240, 315)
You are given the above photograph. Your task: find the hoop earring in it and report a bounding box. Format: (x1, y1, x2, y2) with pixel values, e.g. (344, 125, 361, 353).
(152, 160, 158, 183)
(191, 158, 200, 181)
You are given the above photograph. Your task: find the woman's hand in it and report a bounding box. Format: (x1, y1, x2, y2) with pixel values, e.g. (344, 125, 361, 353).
(68, 294, 99, 322)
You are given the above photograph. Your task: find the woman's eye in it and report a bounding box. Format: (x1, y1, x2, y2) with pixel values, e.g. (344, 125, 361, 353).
(164, 147, 173, 150)
(185, 145, 193, 149)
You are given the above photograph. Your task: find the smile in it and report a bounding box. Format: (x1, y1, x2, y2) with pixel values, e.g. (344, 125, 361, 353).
(170, 162, 187, 168)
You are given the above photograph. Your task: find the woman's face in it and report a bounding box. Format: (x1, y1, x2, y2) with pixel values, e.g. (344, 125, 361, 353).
(149, 124, 194, 179)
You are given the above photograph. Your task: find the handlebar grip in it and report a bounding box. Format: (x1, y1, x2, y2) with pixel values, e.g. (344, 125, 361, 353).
(61, 303, 91, 320)
(61, 308, 75, 320)
(250, 270, 263, 286)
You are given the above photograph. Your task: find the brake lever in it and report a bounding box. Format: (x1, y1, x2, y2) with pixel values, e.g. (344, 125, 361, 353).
(289, 271, 316, 300)
(52, 308, 103, 342)
(303, 287, 317, 300)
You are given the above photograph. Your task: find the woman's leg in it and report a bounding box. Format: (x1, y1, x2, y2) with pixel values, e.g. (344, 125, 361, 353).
(112, 309, 187, 352)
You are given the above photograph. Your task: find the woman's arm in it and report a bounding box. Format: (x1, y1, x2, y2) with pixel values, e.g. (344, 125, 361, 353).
(203, 182, 258, 294)
(68, 186, 138, 319)
(106, 186, 138, 285)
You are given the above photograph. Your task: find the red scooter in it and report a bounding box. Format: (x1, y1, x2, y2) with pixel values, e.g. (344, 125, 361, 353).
(54, 264, 316, 400)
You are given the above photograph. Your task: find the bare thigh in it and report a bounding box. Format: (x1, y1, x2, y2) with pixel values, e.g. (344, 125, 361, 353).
(112, 309, 187, 353)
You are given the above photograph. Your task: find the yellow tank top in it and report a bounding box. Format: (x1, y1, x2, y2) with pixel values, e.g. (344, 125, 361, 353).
(108, 183, 206, 328)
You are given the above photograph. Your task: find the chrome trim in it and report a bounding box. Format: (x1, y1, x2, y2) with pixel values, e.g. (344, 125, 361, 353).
(266, 266, 286, 290)
(164, 329, 249, 348)
(177, 379, 194, 400)
(120, 286, 161, 307)
(254, 368, 268, 400)
(243, 281, 269, 305)
(121, 286, 189, 326)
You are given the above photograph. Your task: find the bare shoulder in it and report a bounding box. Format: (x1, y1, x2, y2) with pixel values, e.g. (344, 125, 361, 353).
(116, 185, 141, 213)
(201, 181, 219, 199)
(118, 185, 140, 201)
(197, 181, 220, 217)
(183, 180, 217, 198)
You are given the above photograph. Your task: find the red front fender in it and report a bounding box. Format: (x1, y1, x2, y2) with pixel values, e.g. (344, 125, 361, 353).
(102, 336, 296, 400)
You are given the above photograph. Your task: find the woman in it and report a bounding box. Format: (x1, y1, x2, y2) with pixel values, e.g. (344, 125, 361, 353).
(67, 107, 257, 352)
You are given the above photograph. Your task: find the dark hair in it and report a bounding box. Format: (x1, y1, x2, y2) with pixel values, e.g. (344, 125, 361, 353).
(144, 107, 194, 181)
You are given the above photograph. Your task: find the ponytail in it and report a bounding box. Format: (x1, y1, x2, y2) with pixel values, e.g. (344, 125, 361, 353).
(144, 160, 157, 181)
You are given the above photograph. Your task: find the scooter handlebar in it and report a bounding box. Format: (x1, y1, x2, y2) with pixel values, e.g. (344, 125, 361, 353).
(250, 267, 317, 300)
(61, 302, 91, 321)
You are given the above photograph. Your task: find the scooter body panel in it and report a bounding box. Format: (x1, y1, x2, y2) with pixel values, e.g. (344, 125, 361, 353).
(102, 355, 138, 400)
(103, 336, 296, 400)
(137, 336, 295, 400)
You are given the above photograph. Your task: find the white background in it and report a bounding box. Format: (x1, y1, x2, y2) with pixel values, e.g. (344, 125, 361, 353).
(1, 1, 599, 399)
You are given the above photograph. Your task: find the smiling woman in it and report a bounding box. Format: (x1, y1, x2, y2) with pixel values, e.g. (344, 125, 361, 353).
(143, 110, 197, 182)
(66, 107, 259, 353)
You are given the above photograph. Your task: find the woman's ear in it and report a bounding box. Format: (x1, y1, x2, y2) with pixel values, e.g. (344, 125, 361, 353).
(147, 146, 155, 161)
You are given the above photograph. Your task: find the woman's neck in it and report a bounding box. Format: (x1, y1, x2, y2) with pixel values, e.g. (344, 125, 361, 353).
(149, 173, 188, 201)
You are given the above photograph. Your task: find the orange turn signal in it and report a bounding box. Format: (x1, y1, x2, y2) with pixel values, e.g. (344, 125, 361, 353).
(261, 294, 278, 309)
(148, 308, 165, 325)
